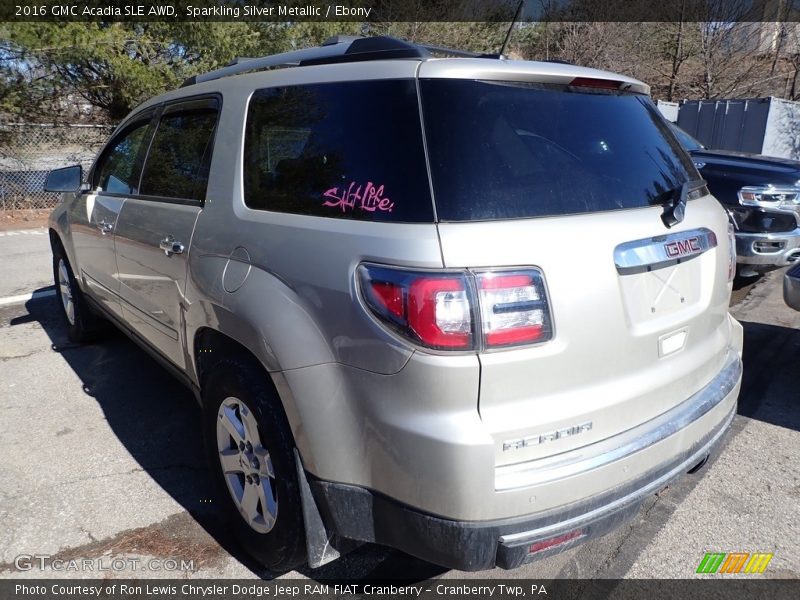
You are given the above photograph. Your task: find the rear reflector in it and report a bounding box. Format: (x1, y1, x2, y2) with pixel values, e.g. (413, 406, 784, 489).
(358, 265, 552, 351)
(529, 529, 585, 555)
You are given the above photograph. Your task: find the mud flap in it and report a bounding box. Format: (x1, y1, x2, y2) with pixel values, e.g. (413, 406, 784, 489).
(294, 449, 360, 568)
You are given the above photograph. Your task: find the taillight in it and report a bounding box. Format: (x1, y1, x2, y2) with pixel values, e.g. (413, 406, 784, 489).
(476, 271, 550, 347)
(357, 264, 552, 351)
(370, 281, 404, 319)
(359, 265, 474, 350)
(408, 278, 472, 348)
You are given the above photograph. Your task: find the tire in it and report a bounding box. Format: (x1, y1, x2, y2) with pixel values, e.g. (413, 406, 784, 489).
(52, 245, 103, 343)
(202, 357, 307, 573)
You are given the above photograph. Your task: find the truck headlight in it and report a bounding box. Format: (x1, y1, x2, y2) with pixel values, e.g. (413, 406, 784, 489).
(738, 184, 800, 207)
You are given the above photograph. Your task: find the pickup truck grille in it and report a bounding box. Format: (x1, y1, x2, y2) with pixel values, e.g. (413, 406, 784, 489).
(731, 207, 797, 234)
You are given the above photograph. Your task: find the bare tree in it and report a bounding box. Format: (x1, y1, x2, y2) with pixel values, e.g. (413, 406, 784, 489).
(784, 24, 800, 99)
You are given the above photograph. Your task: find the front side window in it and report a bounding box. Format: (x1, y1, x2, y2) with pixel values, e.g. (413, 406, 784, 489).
(421, 79, 700, 221)
(93, 122, 150, 194)
(243, 80, 434, 222)
(140, 104, 219, 201)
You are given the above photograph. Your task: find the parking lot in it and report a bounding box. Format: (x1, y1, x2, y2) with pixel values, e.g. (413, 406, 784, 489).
(0, 227, 798, 581)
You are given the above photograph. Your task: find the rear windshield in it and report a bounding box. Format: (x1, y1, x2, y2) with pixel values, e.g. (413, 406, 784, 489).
(420, 79, 698, 221)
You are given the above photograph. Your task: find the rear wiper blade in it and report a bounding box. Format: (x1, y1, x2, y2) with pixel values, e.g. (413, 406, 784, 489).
(658, 178, 706, 229)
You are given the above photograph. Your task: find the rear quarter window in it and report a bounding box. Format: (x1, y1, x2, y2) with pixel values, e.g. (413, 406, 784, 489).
(243, 79, 434, 223)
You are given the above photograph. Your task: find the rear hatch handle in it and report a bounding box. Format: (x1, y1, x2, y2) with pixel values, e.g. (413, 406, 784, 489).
(614, 228, 718, 275)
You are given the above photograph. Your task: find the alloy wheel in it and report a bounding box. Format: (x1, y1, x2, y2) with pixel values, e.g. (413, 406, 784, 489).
(57, 258, 75, 326)
(216, 396, 279, 533)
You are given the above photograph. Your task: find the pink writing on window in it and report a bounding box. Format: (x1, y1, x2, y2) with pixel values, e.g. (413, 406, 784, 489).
(322, 181, 394, 213)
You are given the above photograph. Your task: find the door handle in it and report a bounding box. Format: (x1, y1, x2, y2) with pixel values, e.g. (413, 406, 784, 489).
(98, 220, 113, 235)
(159, 236, 185, 256)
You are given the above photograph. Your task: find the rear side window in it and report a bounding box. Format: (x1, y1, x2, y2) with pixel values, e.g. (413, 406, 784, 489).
(244, 80, 434, 222)
(420, 79, 698, 221)
(140, 102, 218, 201)
(93, 122, 150, 194)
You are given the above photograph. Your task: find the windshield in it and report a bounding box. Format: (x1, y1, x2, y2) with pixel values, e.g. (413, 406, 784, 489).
(668, 122, 705, 151)
(420, 79, 699, 221)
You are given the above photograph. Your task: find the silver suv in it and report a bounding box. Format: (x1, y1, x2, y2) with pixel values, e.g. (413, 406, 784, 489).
(46, 36, 743, 572)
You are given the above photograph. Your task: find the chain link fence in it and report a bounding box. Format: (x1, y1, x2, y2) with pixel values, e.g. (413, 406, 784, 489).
(0, 123, 113, 211)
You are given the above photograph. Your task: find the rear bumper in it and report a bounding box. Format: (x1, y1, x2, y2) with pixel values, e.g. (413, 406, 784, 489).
(310, 352, 741, 571)
(736, 229, 800, 267)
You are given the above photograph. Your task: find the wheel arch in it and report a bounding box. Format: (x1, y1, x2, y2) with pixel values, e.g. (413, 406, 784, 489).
(192, 325, 307, 461)
(184, 262, 340, 476)
(49, 227, 71, 265)
(48, 227, 62, 251)
(194, 326, 266, 387)
(48, 214, 80, 290)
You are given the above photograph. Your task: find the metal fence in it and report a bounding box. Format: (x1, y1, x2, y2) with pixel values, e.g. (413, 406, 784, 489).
(0, 123, 113, 211)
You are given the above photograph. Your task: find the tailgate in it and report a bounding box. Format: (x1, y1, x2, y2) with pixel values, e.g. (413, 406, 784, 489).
(437, 195, 735, 467)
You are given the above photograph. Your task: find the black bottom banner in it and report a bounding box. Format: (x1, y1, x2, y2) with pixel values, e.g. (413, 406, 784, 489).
(1, 579, 798, 600)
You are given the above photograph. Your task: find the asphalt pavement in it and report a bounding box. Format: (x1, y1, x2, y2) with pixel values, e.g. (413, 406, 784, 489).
(0, 228, 797, 581)
(0, 229, 54, 302)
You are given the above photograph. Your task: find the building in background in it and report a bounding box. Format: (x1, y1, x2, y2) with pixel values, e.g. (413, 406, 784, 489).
(675, 97, 800, 160)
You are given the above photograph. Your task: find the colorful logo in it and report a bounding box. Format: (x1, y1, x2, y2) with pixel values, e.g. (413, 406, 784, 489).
(696, 552, 773, 574)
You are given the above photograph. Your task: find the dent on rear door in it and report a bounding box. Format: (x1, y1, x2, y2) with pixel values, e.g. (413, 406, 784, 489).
(115, 201, 200, 368)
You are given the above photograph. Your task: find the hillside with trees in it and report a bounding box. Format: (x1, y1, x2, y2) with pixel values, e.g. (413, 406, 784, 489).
(2, 18, 799, 124)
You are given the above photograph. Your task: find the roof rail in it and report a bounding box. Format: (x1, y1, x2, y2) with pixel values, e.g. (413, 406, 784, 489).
(224, 57, 256, 67)
(419, 44, 481, 58)
(299, 36, 428, 66)
(181, 36, 360, 87)
(181, 35, 503, 88)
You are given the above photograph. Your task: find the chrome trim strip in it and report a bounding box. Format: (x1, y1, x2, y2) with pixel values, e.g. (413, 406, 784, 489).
(498, 401, 736, 545)
(495, 350, 741, 492)
(614, 227, 717, 275)
(736, 228, 800, 266)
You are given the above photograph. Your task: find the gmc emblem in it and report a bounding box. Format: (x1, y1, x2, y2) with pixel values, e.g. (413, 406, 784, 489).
(664, 237, 701, 258)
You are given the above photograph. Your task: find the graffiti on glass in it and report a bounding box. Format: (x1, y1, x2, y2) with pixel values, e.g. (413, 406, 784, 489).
(322, 181, 394, 213)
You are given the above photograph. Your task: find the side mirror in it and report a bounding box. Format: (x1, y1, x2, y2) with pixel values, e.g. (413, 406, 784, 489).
(44, 165, 82, 193)
(783, 262, 800, 311)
